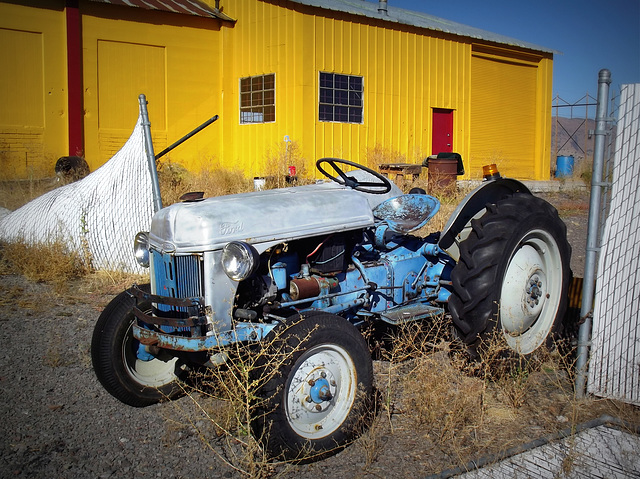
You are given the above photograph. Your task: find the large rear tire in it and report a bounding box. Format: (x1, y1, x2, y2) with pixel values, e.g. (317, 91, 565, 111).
(91, 285, 186, 407)
(449, 193, 571, 355)
(253, 312, 373, 462)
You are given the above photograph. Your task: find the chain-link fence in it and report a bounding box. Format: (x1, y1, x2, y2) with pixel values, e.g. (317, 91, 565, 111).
(587, 83, 640, 406)
(446, 417, 640, 478)
(0, 111, 153, 274)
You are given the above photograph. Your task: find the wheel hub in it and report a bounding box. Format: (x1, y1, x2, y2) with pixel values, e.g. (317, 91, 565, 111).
(285, 344, 357, 439)
(501, 245, 547, 335)
(302, 370, 336, 413)
(526, 275, 544, 308)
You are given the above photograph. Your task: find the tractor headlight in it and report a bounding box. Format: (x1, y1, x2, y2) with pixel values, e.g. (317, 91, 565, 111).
(222, 241, 259, 281)
(133, 232, 150, 268)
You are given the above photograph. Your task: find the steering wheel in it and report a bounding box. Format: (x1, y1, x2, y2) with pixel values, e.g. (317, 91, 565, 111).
(316, 158, 392, 194)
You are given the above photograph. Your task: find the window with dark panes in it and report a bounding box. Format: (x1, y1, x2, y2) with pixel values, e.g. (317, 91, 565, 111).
(240, 74, 275, 124)
(319, 72, 363, 124)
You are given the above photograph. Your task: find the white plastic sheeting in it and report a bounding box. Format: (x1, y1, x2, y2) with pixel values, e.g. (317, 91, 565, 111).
(588, 83, 640, 406)
(0, 115, 154, 273)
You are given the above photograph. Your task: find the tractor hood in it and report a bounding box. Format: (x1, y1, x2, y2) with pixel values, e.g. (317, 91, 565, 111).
(148, 182, 399, 253)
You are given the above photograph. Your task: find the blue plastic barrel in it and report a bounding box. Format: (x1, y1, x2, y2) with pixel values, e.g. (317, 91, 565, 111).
(555, 156, 574, 178)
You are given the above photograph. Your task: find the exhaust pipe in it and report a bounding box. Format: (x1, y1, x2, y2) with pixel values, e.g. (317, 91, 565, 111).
(378, 0, 388, 15)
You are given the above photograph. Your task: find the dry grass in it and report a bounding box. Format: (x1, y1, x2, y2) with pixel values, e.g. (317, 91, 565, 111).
(539, 190, 591, 220)
(0, 240, 90, 293)
(156, 142, 315, 206)
(171, 311, 640, 477)
(402, 353, 485, 442)
(373, 319, 487, 459)
(572, 156, 594, 185)
(351, 319, 639, 475)
(262, 140, 315, 189)
(157, 159, 255, 206)
(0, 178, 60, 211)
(0, 238, 146, 297)
(78, 269, 149, 295)
(166, 311, 635, 476)
(362, 144, 410, 171)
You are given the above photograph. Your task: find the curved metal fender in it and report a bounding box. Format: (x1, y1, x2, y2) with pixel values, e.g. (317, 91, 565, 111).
(438, 178, 531, 261)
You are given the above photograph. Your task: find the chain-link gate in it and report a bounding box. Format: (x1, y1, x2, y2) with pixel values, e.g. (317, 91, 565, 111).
(586, 82, 640, 406)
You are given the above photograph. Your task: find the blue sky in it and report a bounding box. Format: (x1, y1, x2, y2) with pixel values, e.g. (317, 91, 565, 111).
(387, 0, 639, 114)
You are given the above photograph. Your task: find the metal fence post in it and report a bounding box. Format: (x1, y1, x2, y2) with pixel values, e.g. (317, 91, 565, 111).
(575, 69, 611, 397)
(139, 94, 163, 213)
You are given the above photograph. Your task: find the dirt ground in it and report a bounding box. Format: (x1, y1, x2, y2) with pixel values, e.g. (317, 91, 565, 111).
(537, 189, 591, 278)
(1, 187, 639, 479)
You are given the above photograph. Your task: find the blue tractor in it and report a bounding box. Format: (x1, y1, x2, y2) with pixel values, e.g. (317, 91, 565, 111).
(92, 158, 570, 460)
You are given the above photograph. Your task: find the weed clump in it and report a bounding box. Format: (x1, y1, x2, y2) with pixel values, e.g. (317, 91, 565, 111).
(261, 140, 313, 189)
(157, 160, 254, 206)
(172, 313, 586, 474)
(170, 319, 316, 476)
(403, 353, 484, 443)
(0, 240, 90, 292)
(0, 178, 60, 211)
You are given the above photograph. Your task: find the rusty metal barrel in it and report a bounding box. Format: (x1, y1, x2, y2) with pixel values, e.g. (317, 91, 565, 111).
(427, 156, 458, 191)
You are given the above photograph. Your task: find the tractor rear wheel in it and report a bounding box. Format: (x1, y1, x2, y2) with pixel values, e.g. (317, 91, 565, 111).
(449, 193, 571, 355)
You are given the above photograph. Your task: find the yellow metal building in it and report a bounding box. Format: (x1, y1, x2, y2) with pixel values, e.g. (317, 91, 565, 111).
(0, 0, 554, 181)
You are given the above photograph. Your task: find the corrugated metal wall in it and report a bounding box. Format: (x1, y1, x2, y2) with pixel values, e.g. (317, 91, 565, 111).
(96, 40, 167, 161)
(0, 0, 553, 181)
(81, 1, 223, 172)
(469, 45, 552, 179)
(222, 0, 473, 178)
(0, 2, 67, 180)
(219, 0, 303, 173)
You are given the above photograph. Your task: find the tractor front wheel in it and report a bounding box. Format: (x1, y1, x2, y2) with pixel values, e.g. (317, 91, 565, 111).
(253, 312, 373, 462)
(91, 285, 187, 407)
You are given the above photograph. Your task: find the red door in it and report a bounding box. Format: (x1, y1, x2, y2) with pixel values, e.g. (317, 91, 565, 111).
(432, 109, 454, 155)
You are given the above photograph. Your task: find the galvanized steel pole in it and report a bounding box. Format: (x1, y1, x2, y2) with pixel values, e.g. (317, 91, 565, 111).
(575, 69, 611, 397)
(139, 94, 163, 213)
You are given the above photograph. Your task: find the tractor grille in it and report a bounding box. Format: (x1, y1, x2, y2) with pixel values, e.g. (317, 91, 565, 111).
(151, 250, 204, 323)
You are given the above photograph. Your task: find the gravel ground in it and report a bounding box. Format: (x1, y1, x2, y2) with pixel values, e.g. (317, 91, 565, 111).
(0, 190, 592, 478)
(0, 278, 234, 478)
(538, 190, 590, 278)
(0, 274, 475, 479)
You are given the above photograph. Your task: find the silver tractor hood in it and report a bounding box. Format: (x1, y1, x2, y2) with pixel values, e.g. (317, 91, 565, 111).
(148, 181, 401, 254)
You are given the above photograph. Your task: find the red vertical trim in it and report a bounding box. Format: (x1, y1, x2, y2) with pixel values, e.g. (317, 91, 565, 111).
(66, 0, 84, 157)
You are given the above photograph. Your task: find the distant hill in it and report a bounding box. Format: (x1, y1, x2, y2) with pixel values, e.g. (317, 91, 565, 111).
(550, 117, 595, 162)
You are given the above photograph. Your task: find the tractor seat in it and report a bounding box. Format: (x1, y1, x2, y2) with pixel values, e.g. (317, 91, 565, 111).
(372, 194, 440, 234)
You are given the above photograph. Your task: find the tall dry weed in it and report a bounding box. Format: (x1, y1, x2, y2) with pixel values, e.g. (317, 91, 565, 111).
(376, 318, 484, 446)
(169, 318, 327, 475)
(363, 144, 408, 171)
(262, 140, 313, 189)
(157, 159, 254, 206)
(364, 315, 613, 472)
(0, 178, 59, 211)
(0, 240, 90, 292)
(403, 354, 485, 443)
